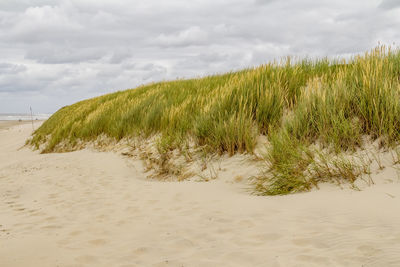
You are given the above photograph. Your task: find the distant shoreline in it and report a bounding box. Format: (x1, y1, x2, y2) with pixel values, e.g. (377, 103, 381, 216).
(0, 113, 51, 121)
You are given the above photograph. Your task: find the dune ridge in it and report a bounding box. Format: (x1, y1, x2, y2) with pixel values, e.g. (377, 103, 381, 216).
(28, 46, 400, 194)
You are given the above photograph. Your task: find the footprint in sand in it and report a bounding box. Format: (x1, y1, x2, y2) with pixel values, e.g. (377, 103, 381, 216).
(29, 211, 45, 217)
(96, 214, 110, 222)
(69, 230, 82, 236)
(147, 199, 158, 204)
(88, 239, 108, 246)
(253, 232, 282, 242)
(47, 193, 58, 199)
(14, 207, 26, 212)
(132, 246, 150, 255)
(292, 238, 330, 249)
(44, 216, 57, 222)
(0, 225, 11, 236)
(357, 244, 382, 256)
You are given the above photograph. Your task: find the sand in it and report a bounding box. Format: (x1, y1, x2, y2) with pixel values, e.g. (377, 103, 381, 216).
(0, 120, 33, 130)
(1, 123, 400, 267)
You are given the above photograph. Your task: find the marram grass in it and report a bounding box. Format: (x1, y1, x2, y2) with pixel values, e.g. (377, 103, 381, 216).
(30, 46, 400, 195)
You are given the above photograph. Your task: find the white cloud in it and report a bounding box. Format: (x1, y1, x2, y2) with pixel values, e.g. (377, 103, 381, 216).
(156, 26, 208, 47)
(6, 5, 83, 43)
(0, 0, 399, 113)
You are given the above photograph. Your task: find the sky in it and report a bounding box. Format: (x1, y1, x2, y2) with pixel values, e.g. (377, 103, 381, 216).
(0, 0, 399, 114)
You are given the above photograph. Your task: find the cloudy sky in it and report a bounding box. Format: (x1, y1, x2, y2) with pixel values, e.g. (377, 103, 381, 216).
(0, 0, 399, 113)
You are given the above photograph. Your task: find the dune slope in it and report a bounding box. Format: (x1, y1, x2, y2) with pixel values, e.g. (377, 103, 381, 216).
(28, 46, 400, 194)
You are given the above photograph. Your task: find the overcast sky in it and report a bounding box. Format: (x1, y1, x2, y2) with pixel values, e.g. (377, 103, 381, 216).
(0, 0, 399, 113)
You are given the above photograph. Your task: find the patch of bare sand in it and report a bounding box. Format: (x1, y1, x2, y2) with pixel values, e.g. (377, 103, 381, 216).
(0, 120, 33, 131)
(1, 123, 400, 267)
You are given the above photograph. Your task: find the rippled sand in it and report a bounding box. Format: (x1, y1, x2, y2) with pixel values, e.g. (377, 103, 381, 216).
(1, 123, 400, 267)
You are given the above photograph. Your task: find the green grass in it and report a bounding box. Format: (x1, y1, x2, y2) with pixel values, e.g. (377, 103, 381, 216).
(30, 46, 400, 195)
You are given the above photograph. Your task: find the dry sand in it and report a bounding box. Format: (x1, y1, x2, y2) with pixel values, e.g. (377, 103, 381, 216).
(0, 120, 32, 130)
(1, 122, 400, 267)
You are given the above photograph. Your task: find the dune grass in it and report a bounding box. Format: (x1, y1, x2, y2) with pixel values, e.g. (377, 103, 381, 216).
(30, 46, 400, 195)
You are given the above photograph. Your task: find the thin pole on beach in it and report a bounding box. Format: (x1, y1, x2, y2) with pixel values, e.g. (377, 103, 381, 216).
(30, 106, 34, 131)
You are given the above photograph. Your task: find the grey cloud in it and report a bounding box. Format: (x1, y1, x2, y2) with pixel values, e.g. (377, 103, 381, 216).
(0, 0, 399, 113)
(25, 45, 107, 64)
(379, 0, 400, 9)
(0, 75, 45, 93)
(141, 65, 168, 80)
(0, 0, 56, 11)
(108, 50, 133, 64)
(254, 0, 278, 5)
(0, 62, 27, 74)
(0, 64, 65, 93)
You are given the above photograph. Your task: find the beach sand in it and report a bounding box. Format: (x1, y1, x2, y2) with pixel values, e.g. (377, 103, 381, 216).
(1, 123, 400, 267)
(0, 120, 32, 130)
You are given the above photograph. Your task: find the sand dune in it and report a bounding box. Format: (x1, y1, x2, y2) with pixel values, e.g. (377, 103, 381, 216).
(1, 123, 400, 267)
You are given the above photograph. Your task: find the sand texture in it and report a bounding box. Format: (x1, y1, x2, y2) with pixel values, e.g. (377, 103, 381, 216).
(1, 123, 400, 267)
(0, 120, 32, 130)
